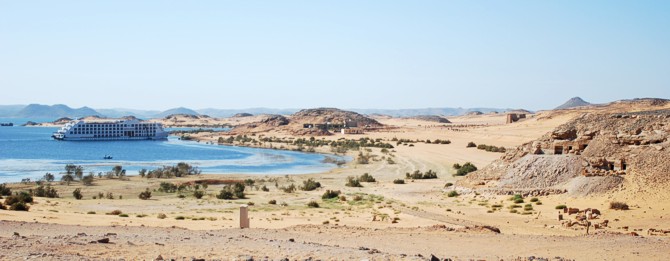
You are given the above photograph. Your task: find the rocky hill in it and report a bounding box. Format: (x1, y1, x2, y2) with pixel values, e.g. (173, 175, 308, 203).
(555, 97, 592, 110)
(406, 115, 451, 123)
(230, 108, 382, 135)
(16, 104, 100, 118)
(155, 107, 200, 118)
(459, 109, 670, 196)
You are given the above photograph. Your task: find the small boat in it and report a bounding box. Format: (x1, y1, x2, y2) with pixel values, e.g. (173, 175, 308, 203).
(103, 155, 113, 160)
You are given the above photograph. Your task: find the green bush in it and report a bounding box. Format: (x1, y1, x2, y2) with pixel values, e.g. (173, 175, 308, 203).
(281, 184, 297, 193)
(345, 177, 363, 187)
(447, 191, 459, 197)
(175, 216, 185, 220)
(193, 190, 205, 199)
(405, 170, 438, 179)
(300, 178, 322, 191)
(216, 183, 245, 200)
(555, 205, 567, 210)
(455, 162, 477, 176)
(524, 204, 533, 211)
(138, 189, 152, 200)
(322, 190, 341, 200)
(444, 182, 453, 187)
(32, 184, 59, 198)
(261, 185, 270, 192)
(0, 183, 11, 196)
(268, 199, 277, 205)
(393, 179, 405, 184)
(359, 173, 376, 182)
(119, 214, 129, 217)
(159, 182, 178, 193)
(307, 201, 320, 208)
(466, 142, 476, 148)
(87, 211, 96, 214)
(452, 163, 461, 170)
(9, 201, 29, 211)
(530, 197, 539, 202)
(82, 174, 95, 186)
(72, 188, 83, 200)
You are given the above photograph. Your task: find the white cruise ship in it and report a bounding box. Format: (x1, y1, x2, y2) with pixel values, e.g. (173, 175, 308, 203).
(52, 119, 168, 141)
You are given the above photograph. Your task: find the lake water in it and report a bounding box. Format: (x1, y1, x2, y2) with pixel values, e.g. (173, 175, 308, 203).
(0, 118, 345, 183)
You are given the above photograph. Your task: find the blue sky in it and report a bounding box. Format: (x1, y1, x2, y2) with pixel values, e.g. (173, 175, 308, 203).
(1, 1, 668, 110)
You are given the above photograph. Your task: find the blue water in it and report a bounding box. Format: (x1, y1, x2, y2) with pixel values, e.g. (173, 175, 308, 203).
(0, 118, 345, 183)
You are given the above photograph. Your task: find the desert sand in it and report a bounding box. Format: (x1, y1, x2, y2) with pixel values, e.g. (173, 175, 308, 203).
(3, 104, 670, 260)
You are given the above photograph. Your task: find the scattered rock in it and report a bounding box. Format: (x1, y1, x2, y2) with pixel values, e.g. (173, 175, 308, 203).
(97, 238, 110, 244)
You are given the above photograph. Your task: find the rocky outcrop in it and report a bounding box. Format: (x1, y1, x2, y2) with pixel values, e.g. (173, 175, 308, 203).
(459, 109, 670, 196)
(230, 108, 382, 136)
(406, 115, 451, 123)
(555, 97, 592, 110)
(232, 113, 253, 117)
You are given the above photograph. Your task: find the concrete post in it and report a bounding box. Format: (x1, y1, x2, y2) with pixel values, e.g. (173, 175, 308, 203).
(240, 205, 249, 228)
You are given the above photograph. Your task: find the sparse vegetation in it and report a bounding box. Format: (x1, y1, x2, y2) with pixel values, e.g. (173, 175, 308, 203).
(143, 162, 202, 179)
(455, 162, 477, 176)
(359, 173, 376, 182)
(268, 199, 277, 205)
(300, 178, 322, 191)
(307, 201, 320, 208)
(555, 205, 567, 210)
(106, 210, 122, 215)
(138, 189, 152, 200)
(405, 170, 438, 179)
(72, 188, 83, 200)
(466, 142, 477, 148)
(476, 144, 506, 153)
(610, 201, 629, 210)
(280, 183, 297, 193)
(510, 194, 524, 204)
(345, 176, 363, 187)
(216, 183, 245, 200)
(3, 192, 33, 211)
(193, 190, 205, 199)
(322, 190, 341, 200)
(447, 191, 459, 197)
(393, 179, 405, 184)
(32, 184, 59, 198)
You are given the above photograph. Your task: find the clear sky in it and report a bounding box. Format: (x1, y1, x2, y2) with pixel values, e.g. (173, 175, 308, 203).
(1, 1, 668, 111)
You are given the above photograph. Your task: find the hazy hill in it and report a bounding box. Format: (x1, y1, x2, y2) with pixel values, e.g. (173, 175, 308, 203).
(554, 97, 591, 110)
(16, 104, 101, 118)
(351, 107, 513, 117)
(0, 105, 26, 117)
(155, 107, 200, 118)
(196, 108, 300, 118)
(96, 108, 160, 118)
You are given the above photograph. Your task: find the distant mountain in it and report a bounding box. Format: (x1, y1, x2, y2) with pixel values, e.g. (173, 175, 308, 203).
(96, 108, 160, 119)
(196, 108, 300, 117)
(349, 107, 516, 117)
(554, 97, 591, 110)
(16, 104, 101, 118)
(155, 107, 200, 118)
(0, 105, 26, 117)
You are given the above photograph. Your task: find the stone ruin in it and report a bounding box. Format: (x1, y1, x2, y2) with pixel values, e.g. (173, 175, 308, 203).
(506, 113, 526, 124)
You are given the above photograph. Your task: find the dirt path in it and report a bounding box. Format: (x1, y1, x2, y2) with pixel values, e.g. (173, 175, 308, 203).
(1, 220, 667, 260)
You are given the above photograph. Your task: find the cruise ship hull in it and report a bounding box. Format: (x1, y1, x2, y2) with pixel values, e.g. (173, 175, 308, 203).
(52, 119, 169, 141)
